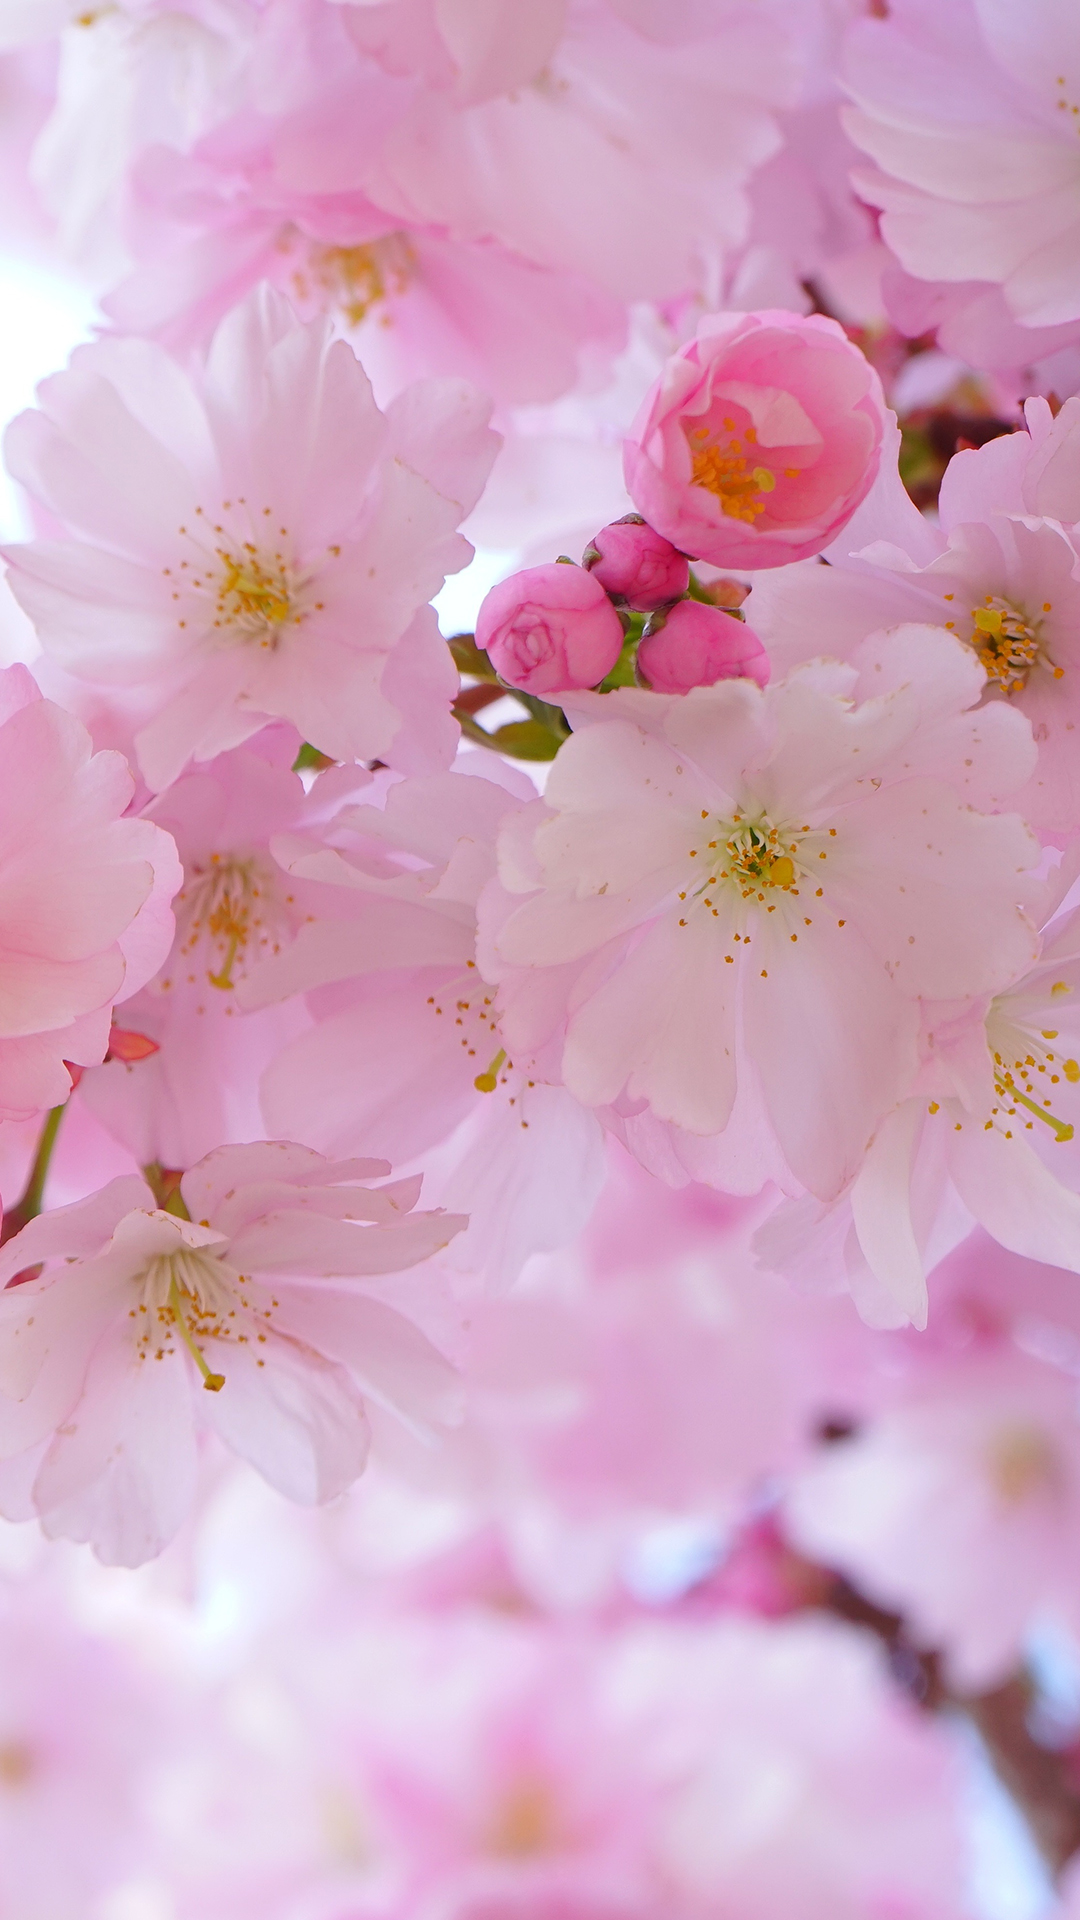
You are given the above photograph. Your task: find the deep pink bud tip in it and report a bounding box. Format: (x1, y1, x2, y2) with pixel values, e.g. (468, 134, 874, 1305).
(583, 515, 690, 611)
(637, 598, 770, 694)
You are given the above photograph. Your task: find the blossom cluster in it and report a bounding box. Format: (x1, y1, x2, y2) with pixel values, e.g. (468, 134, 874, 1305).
(2, 0, 1080, 1910)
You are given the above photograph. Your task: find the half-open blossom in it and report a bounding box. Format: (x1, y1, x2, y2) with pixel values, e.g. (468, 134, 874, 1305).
(0, 1142, 464, 1565)
(3, 286, 498, 790)
(480, 631, 1040, 1201)
(478, 565, 624, 697)
(0, 662, 180, 1122)
(623, 310, 888, 572)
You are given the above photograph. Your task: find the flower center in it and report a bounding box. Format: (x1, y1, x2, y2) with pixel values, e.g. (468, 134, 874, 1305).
(167, 503, 329, 650)
(967, 598, 1045, 694)
(171, 851, 288, 994)
(133, 1241, 276, 1393)
(218, 551, 295, 631)
(487, 1778, 562, 1859)
(986, 1423, 1059, 1504)
(687, 414, 776, 524)
(424, 969, 538, 1127)
(0, 1743, 33, 1788)
(986, 982, 1079, 1145)
(292, 234, 415, 329)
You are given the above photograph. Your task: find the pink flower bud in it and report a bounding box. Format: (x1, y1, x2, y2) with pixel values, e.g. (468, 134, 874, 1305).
(476, 563, 625, 696)
(637, 599, 770, 693)
(624, 309, 888, 572)
(583, 515, 689, 610)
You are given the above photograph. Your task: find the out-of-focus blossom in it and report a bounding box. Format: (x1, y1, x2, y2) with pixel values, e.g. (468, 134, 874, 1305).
(636, 601, 770, 693)
(844, 0, 1080, 332)
(0, 661, 179, 1121)
(623, 310, 888, 572)
(0, 1572, 161, 1920)
(787, 1345, 1080, 1690)
(480, 634, 1039, 1202)
(0, 1141, 464, 1564)
(3, 285, 496, 789)
(107, 129, 628, 405)
(478, 564, 625, 698)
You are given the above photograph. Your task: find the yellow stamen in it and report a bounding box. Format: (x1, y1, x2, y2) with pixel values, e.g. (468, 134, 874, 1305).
(474, 1049, 507, 1094)
(998, 1075, 1074, 1143)
(167, 1276, 225, 1391)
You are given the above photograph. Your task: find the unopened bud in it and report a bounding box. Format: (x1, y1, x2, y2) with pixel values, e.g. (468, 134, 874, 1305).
(583, 514, 689, 611)
(476, 563, 624, 697)
(637, 598, 770, 694)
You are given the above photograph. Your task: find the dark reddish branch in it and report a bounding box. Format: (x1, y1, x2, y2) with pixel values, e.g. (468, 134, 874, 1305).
(823, 1566, 1080, 1873)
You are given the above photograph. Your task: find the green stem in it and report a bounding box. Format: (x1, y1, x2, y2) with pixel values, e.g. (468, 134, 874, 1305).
(1, 1103, 66, 1244)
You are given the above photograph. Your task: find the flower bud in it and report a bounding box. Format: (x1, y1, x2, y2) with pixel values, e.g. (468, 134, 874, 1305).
(476, 563, 625, 696)
(637, 599, 770, 693)
(582, 515, 689, 610)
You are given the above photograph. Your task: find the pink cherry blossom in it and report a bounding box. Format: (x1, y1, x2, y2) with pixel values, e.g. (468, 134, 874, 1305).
(480, 634, 1039, 1202)
(583, 517, 689, 613)
(478, 564, 625, 697)
(332, 2, 797, 310)
(786, 1345, 1080, 1690)
(623, 310, 888, 572)
(636, 601, 770, 694)
(237, 760, 608, 1290)
(3, 285, 497, 790)
(0, 1141, 464, 1564)
(747, 406, 1080, 839)
(760, 856, 1080, 1332)
(0, 660, 180, 1122)
(844, 0, 1080, 331)
(75, 737, 334, 1171)
(106, 128, 627, 405)
(623, 1612, 967, 1920)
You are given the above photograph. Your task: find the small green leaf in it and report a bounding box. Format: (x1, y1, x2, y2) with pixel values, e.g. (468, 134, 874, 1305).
(448, 633, 497, 679)
(486, 720, 564, 760)
(292, 742, 336, 772)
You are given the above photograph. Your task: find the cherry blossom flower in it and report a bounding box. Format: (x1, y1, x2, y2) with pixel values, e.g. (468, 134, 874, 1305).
(0, 1572, 161, 1920)
(844, 0, 1080, 331)
(3, 285, 497, 790)
(337, 0, 798, 310)
(757, 865, 1080, 1331)
(0, 661, 180, 1122)
(0, 1141, 465, 1564)
(747, 406, 1080, 838)
(106, 127, 628, 404)
(75, 737, 335, 1170)
(619, 1612, 968, 1920)
(786, 1346, 1080, 1690)
(623, 309, 888, 571)
(238, 761, 608, 1290)
(479, 632, 1040, 1201)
